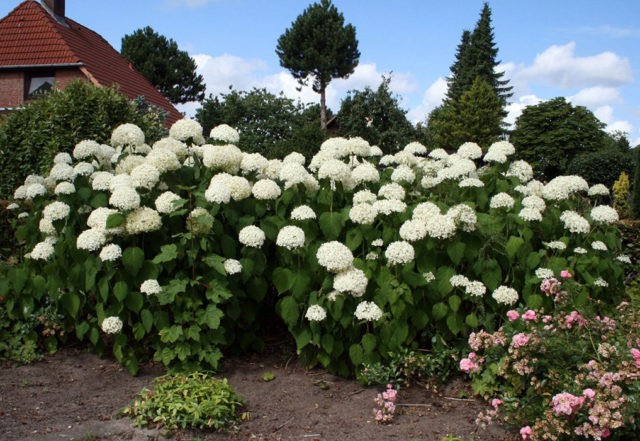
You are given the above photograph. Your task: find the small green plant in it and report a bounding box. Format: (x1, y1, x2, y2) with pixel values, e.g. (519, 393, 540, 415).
(122, 372, 244, 431)
(358, 347, 459, 386)
(261, 371, 276, 382)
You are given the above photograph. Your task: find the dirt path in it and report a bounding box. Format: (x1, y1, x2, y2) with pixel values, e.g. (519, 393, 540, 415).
(0, 348, 513, 441)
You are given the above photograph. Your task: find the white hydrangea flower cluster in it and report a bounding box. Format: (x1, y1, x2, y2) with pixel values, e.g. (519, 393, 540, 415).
(457, 142, 482, 159)
(305, 304, 327, 322)
(74, 162, 94, 177)
(351, 162, 380, 185)
(210, 124, 240, 144)
(399, 219, 428, 242)
(111, 123, 145, 148)
(101, 316, 123, 334)
(559, 210, 591, 234)
(574, 247, 588, 254)
(224, 259, 243, 275)
(153, 138, 188, 159)
(429, 148, 449, 160)
(535, 268, 555, 279)
(87, 207, 122, 235)
(77, 228, 107, 251)
(590, 205, 619, 224)
(91, 171, 113, 191)
(447, 204, 477, 232)
(54, 181, 76, 195)
(466, 281, 487, 297)
(450, 274, 470, 287)
(49, 163, 76, 182)
(489, 192, 515, 210)
(239, 225, 266, 248)
(349, 202, 378, 225)
(99, 244, 122, 262)
(522, 195, 546, 212)
(130, 163, 160, 190)
(594, 277, 609, 288)
(378, 183, 405, 201)
(283, 151, 306, 165)
(354, 301, 383, 321)
(491, 285, 519, 305)
(252, 179, 281, 200)
(316, 241, 354, 273)
(54, 152, 73, 164)
(155, 191, 182, 214)
(459, 177, 485, 188)
(385, 241, 415, 266)
(30, 240, 55, 261)
(518, 207, 543, 222)
(146, 148, 181, 173)
(43, 201, 70, 221)
(404, 142, 428, 156)
(616, 255, 632, 264)
(591, 241, 608, 251)
(276, 225, 305, 250)
(126, 207, 162, 235)
(333, 267, 368, 297)
(353, 189, 377, 204)
(390, 165, 415, 184)
(373, 199, 407, 216)
(109, 186, 140, 211)
(240, 152, 269, 176)
(437, 158, 476, 181)
(290, 205, 316, 221)
(544, 241, 567, 250)
(588, 184, 609, 197)
(170, 119, 204, 144)
(505, 160, 533, 183)
(542, 175, 589, 201)
(140, 279, 162, 295)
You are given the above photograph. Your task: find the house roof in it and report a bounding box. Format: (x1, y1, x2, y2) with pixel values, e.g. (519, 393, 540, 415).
(0, 0, 183, 125)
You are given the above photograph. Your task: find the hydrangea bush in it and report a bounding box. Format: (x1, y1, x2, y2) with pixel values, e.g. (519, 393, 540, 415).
(1, 119, 628, 375)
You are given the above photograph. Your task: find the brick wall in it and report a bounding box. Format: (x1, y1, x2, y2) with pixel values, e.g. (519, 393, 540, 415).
(0, 71, 24, 107)
(0, 68, 86, 108)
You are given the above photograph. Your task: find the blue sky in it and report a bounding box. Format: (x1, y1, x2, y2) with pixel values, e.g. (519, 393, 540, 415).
(2, 0, 639, 144)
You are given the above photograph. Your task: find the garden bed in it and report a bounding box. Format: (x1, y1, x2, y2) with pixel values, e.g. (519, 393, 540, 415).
(0, 345, 512, 441)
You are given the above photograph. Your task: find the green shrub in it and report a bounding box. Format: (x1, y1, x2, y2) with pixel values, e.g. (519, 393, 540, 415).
(567, 148, 633, 188)
(1, 120, 628, 377)
(0, 80, 167, 199)
(123, 372, 244, 430)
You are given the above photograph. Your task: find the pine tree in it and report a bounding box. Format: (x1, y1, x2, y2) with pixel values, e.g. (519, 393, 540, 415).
(445, 30, 473, 103)
(468, 3, 512, 107)
(450, 77, 503, 148)
(276, 0, 360, 128)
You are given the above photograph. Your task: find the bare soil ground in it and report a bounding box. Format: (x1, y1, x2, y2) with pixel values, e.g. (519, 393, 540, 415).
(0, 346, 514, 441)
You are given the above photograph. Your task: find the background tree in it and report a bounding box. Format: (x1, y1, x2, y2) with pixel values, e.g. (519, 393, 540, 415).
(276, 0, 359, 128)
(337, 76, 418, 153)
(0, 80, 166, 199)
(196, 88, 326, 158)
(511, 97, 606, 180)
(450, 77, 503, 148)
(121, 26, 206, 104)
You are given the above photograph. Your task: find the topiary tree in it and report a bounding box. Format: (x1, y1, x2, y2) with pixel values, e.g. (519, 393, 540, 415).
(276, 0, 360, 128)
(0, 80, 167, 199)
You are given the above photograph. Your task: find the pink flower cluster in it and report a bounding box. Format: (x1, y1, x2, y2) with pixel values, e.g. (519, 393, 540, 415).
(373, 384, 397, 424)
(631, 348, 640, 368)
(460, 352, 483, 373)
(540, 277, 561, 295)
(511, 332, 530, 349)
(552, 392, 585, 416)
(565, 310, 585, 328)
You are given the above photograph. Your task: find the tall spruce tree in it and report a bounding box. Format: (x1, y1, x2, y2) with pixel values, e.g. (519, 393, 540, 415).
(276, 0, 360, 128)
(445, 3, 512, 106)
(445, 30, 473, 104)
(468, 3, 512, 106)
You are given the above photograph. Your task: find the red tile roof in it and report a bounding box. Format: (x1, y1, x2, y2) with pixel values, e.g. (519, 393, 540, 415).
(0, 1, 183, 125)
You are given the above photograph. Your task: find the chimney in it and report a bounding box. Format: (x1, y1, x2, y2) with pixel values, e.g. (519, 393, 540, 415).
(42, 0, 65, 18)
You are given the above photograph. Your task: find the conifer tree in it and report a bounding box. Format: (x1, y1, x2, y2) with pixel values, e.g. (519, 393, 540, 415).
(450, 77, 503, 148)
(445, 30, 473, 104)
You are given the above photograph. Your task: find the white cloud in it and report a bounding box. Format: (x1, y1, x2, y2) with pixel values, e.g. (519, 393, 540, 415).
(573, 25, 640, 39)
(569, 86, 622, 108)
(407, 77, 448, 123)
(594, 105, 614, 124)
(505, 94, 543, 127)
(193, 53, 268, 96)
(607, 120, 633, 134)
(515, 42, 632, 88)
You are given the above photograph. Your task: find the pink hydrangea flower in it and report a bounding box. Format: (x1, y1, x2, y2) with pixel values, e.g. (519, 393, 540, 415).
(491, 398, 502, 408)
(583, 388, 596, 399)
(552, 392, 584, 416)
(631, 348, 640, 368)
(511, 332, 530, 348)
(460, 357, 480, 373)
(560, 269, 573, 278)
(565, 310, 585, 328)
(506, 310, 520, 321)
(540, 277, 561, 296)
(522, 310, 537, 321)
(520, 426, 532, 440)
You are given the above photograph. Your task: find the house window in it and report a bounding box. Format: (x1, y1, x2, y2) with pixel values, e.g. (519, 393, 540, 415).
(25, 73, 55, 100)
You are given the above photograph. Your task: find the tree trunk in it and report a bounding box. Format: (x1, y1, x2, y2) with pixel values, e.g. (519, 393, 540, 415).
(320, 85, 327, 129)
